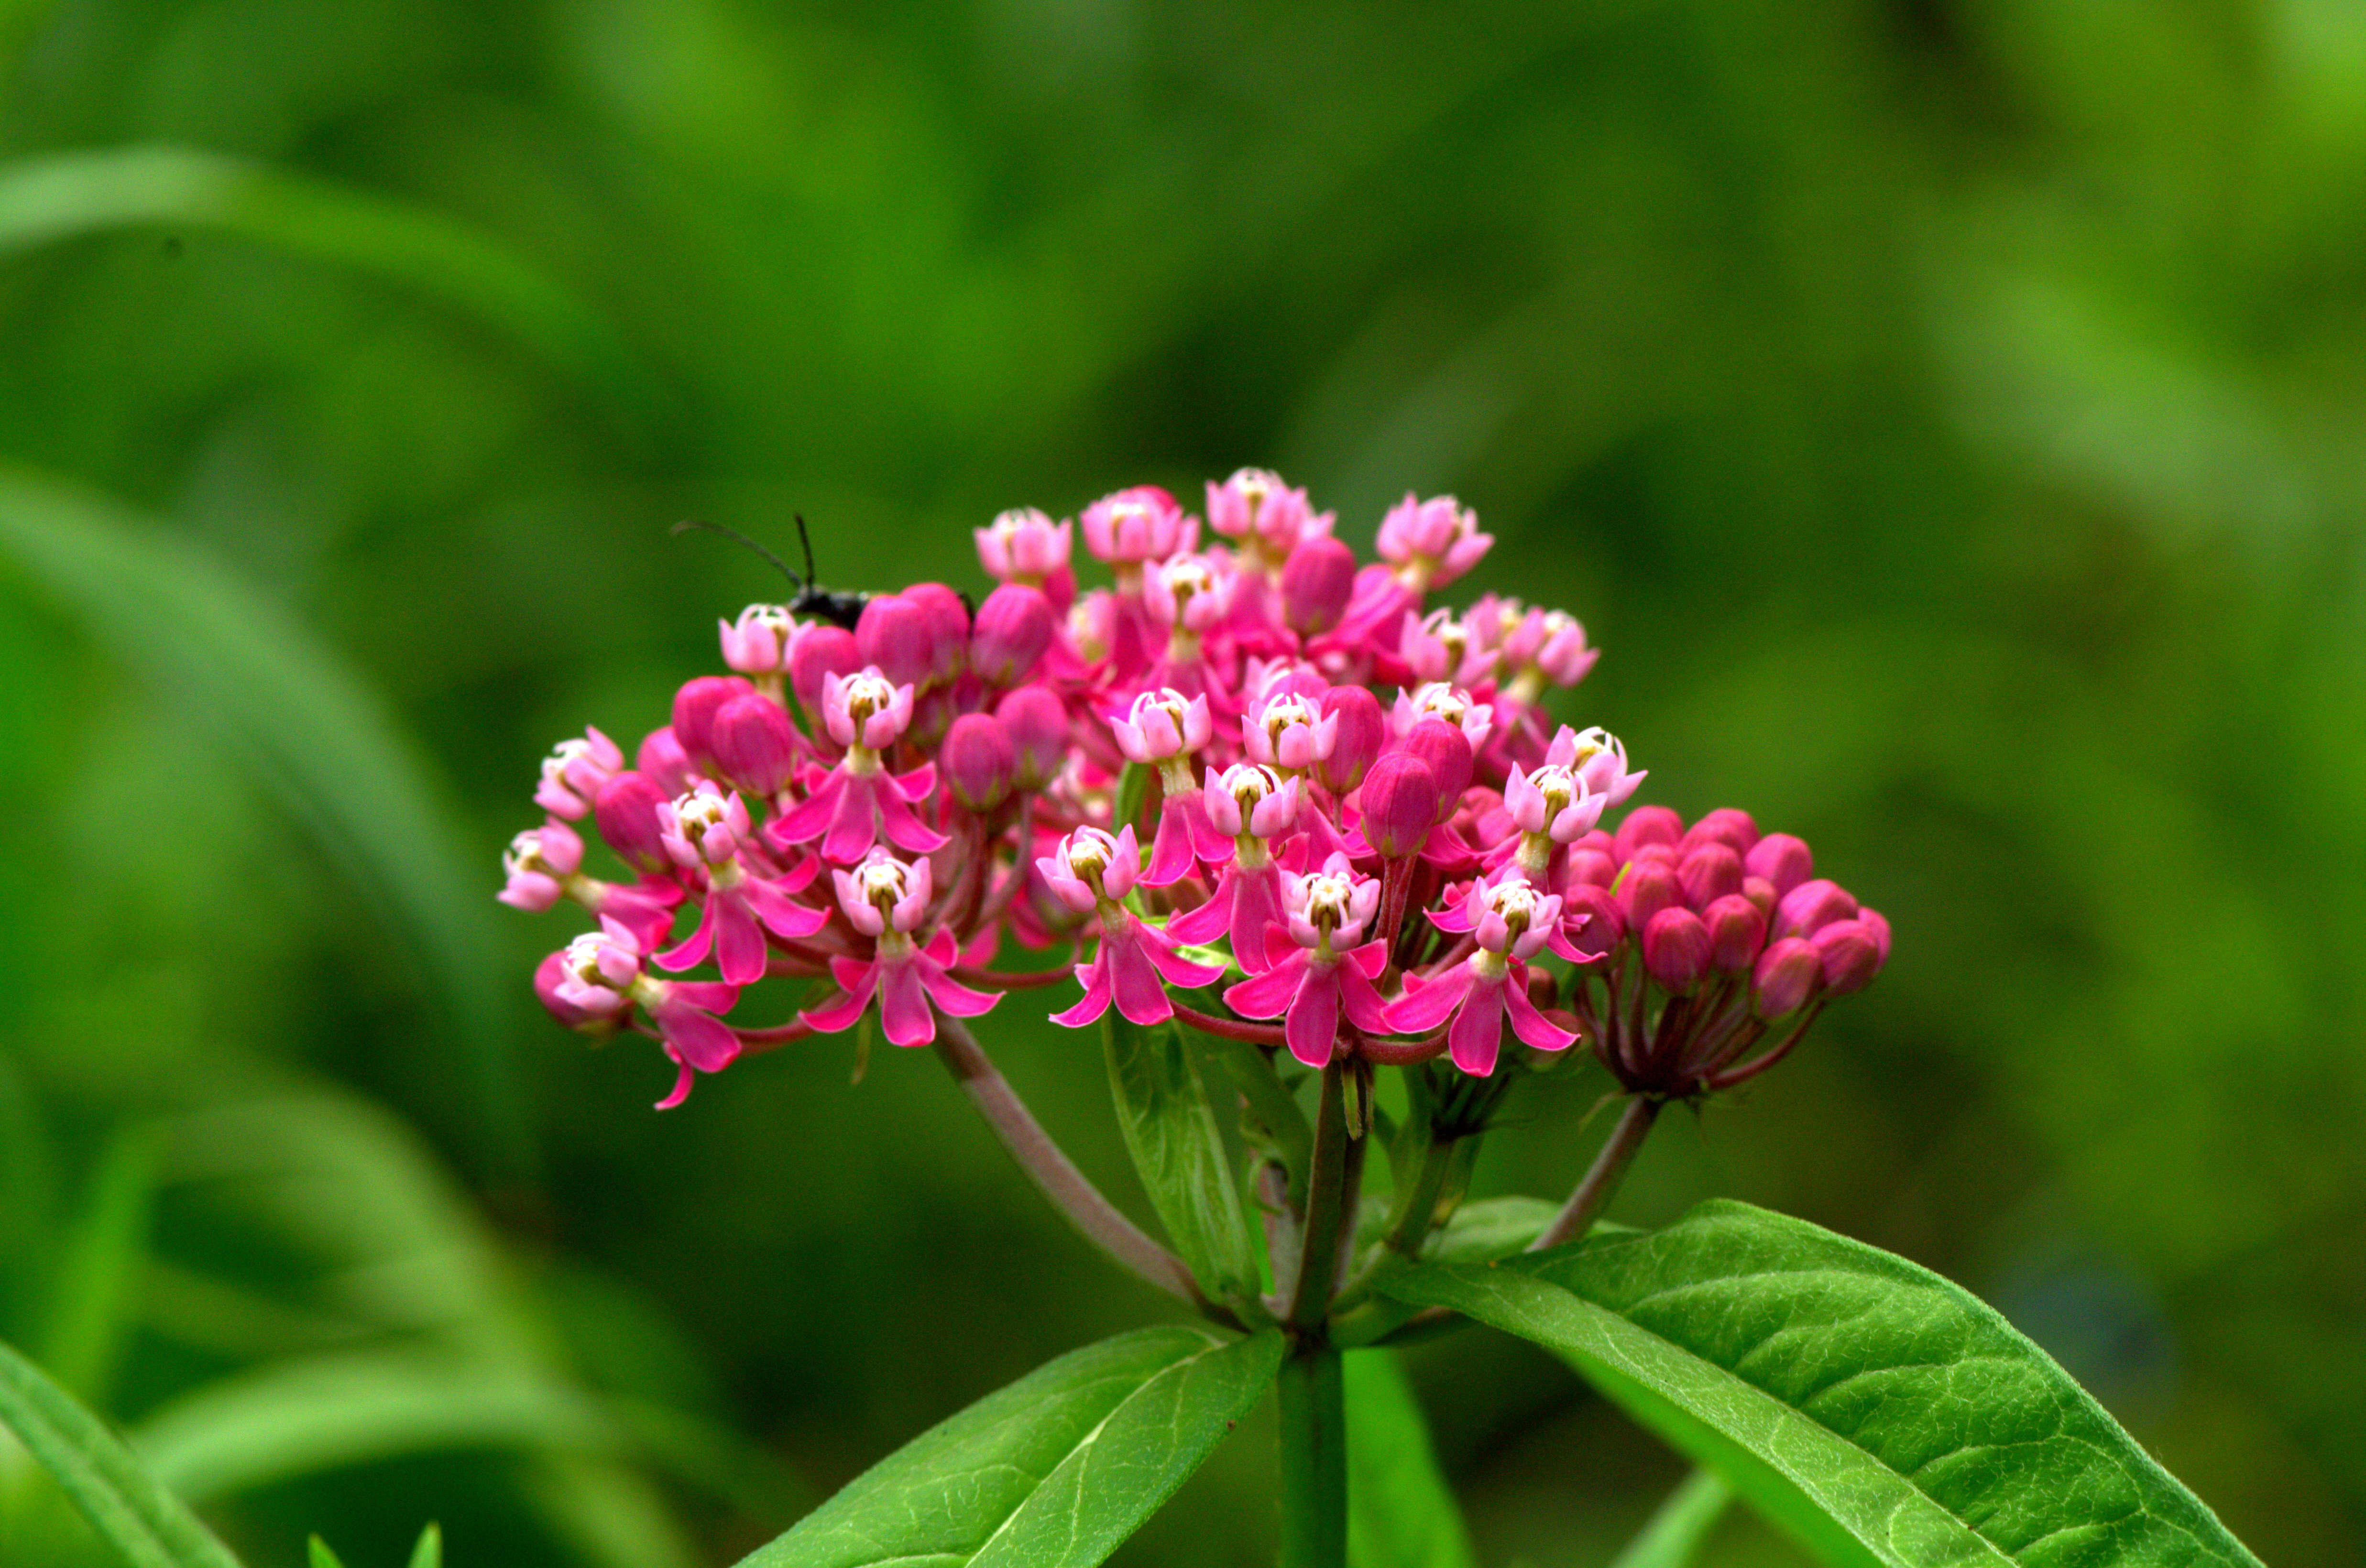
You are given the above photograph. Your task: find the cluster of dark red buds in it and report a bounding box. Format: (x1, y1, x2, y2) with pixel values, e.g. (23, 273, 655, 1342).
(504, 472, 1887, 1108)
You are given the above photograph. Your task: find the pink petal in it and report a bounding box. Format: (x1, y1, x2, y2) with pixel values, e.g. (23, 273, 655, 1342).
(1503, 966, 1577, 1050)
(1140, 922, 1227, 988)
(1446, 982, 1504, 1077)
(892, 761, 938, 799)
(654, 1056, 696, 1111)
(712, 893, 769, 985)
(1183, 796, 1234, 862)
(1386, 963, 1475, 1033)
(1223, 954, 1305, 1019)
(878, 784, 952, 854)
(767, 772, 845, 846)
(821, 773, 882, 863)
(1227, 867, 1285, 974)
(668, 980, 740, 1012)
(653, 902, 717, 972)
(800, 958, 880, 1033)
(1106, 934, 1175, 1025)
(743, 874, 829, 938)
(1337, 959, 1395, 1034)
(1142, 798, 1200, 887)
(1050, 952, 1113, 1028)
(877, 961, 936, 1047)
(1283, 972, 1339, 1068)
(657, 1001, 742, 1074)
(919, 959, 1001, 1018)
(1346, 939, 1389, 980)
(1164, 876, 1232, 945)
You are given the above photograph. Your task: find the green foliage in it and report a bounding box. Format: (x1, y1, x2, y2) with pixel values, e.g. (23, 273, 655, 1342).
(0, 1336, 242, 1568)
(1102, 1015, 1261, 1304)
(309, 1537, 345, 1568)
(1608, 1471, 1732, 1568)
(739, 1325, 1282, 1568)
(1380, 1201, 2263, 1568)
(408, 1524, 442, 1568)
(1343, 1350, 1472, 1568)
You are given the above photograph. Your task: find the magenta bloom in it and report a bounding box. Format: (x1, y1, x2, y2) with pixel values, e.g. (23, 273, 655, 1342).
(652, 785, 828, 984)
(1552, 724, 1645, 809)
(1485, 750, 1613, 889)
(1222, 855, 1392, 1067)
(1242, 687, 1339, 774)
(975, 506, 1074, 590)
(500, 819, 679, 947)
(534, 726, 624, 820)
(551, 917, 742, 1109)
(718, 603, 800, 676)
(799, 850, 999, 1047)
(1375, 492, 1492, 592)
(1110, 688, 1227, 887)
(1038, 826, 1225, 1027)
(1166, 764, 1300, 970)
(767, 668, 949, 864)
(1205, 468, 1332, 566)
(1080, 485, 1194, 574)
(1389, 872, 1579, 1076)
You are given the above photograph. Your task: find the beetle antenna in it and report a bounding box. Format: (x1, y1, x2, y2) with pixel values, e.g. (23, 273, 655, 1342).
(795, 513, 821, 591)
(671, 518, 804, 590)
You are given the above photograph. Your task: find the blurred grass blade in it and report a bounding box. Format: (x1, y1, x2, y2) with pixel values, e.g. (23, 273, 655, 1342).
(0, 473, 526, 1172)
(1343, 1349, 1473, 1568)
(307, 1538, 346, 1568)
(0, 144, 649, 426)
(407, 1522, 442, 1568)
(39, 1130, 154, 1409)
(0, 1336, 243, 1568)
(741, 1325, 1282, 1568)
(1609, 1470, 1731, 1568)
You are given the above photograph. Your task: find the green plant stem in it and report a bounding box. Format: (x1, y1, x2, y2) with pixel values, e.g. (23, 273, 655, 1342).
(1276, 1342, 1346, 1568)
(931, 1013, 1201, 1306)
(1530, 1095, 1659, 1252)
(1286, 1063, 1350, 1330)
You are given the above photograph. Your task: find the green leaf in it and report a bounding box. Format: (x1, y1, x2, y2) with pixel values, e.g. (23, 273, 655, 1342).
(307, 1538, 347, 1568)
(1103, 1014, 1261, 1301)
(1344, 1350, 1473, 1568)
(1609, 1470, 1732, 1568)
(0, 145, 649, 425)
(1378, 1200, 2263, 1568)
(0, 1335, 243, 1568)
(738, 1325, 1282, 1568)
(39, 1129, 155, 1407)
(407, 1524, 443, 1568)
(0, 472, 526, 1172)
(1193, 1028, 1314, 1197)
(1428, 1196, 1560, 1264)
(1113, 761, 1151, 841)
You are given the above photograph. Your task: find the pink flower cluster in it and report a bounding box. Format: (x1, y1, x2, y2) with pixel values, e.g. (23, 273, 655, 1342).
(505, 471, 1886, 1106)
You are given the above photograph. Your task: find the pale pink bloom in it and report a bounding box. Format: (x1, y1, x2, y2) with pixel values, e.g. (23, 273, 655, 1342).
(1485, 758, 1610, 888)
(819, 668, 915, 752)
(1142, 552, 1236, 636)
(653, 785, 828, 982)
(1199, 762, 1301, 842)
(1222, 856, 1391, 1066)
(1242, 689, 1338, 773)
(1529, 610, 1598, 687)
(535, 726, 624, 820)
(552, 917, 742, 1109)
(1080, 486, 1195, 569)
(1168, 765, 1300, 971)
(798, 850, 999, 1047)
(1111, 688, 1226, 887)
(1037, 826, 1224, 1027)
(1390, 872, 1579, 1076)
(1546, 725, 1644, 808)
(1399, 607, 1476, 685)
(718, 603, 799, 675)
(1109, 688, 1212, 763)
(1393, 682, 1494, 749)
(498, 819, 584, 912)
(1374, 493, 1492, 591)
(975, 507, 1073, 583)
(1205, 469, 1334, 560)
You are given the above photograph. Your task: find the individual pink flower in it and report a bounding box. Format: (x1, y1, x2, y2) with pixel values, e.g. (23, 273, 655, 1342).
(1143, 552, 1236, 640)
(1221, 855, 1391, 1067)
(1549, 725, 1645, 808)
(551, 917, 742, 1109)
(718, 603, 800, 676)
(767, 668, 948, 864)
(799, 850, 999, 1047)
(1080, 485, 1194, 580)
(500, 818, 678, 947)
(1486, 756, 1610, 887)
(1374, 492, 1493, 592)
(1166, 763, 1300, 970)
(1038, 825, 1225, 1027)
(975, 507, 1074, 593)
(1393, 682, 1494, 749)
(1389, 873, 1580, 1076)
(1205, 469, 1333, 567)
(1109, 687, 1227, 885)
(1242, 687, 1339, 774)
(1279, 536, 1356, 636)
(534, 726, 624, 820)
(651, 784, 828, 982)
(1398, 608, 1478, 685)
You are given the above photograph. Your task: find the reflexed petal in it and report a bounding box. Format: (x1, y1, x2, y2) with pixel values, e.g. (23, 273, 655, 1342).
(1386, 962, 1475, 1034)
(1106, 934, 1174, 1025)
(1283, 973, 1339, 1068)
(877, 962, 936, 1046)
(1050, 951, 1114, 1028)
(1446, 981, 1504, 1076)
(712, 894, 769, 984)
(1504, 966, 1577, 1050)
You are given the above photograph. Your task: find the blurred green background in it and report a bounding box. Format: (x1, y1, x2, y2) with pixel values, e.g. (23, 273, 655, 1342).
(1, 0, 2362, 1563)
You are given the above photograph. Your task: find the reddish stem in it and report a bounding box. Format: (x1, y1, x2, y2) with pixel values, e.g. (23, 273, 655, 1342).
(1357, 1030, 1449, 1067)
(950, 966, 1072, 991)
(1170, 1000, 1288, 1046)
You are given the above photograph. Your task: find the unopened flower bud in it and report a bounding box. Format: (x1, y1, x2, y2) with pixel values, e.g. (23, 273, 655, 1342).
(1859, 907, 1893, 967)
(1677, 841, 1744, 908)
(855, 594, 934, 688)
(942, 713, 1017, 812)
(1618, 858, 1681, 931)
(997, 684, 1070, 792)
(1774, 878, 1858, 942)
(1643, 907, 1712, 994)
(1701, 893, 1767, 972)
(1567, 847, 1619, 887)
(1560, 884, 1623, 957)
(904, 583, 971, 687)
(672, 676, 755, 772)
(1316, 686, 1385, 794)
(1358, 754, 1439, 859)
(1753, 937, 1822, 1017)
(789, 625, 860, 718)
(1741, 875, 1778, 919)
(1613, 805, 1683, 863)
(1812, 919, 1883, 994)
(1401, 719, 1473, 824)
(637, 727, 694, 799)
(971, 583, 1053, 687)
(1744, 833, 1813, 898)
(710, 694, 799, 795)
(592, 772, 671, 875)
(1280, 536, 1356, 635)
(1679, 808, 1759, 857)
